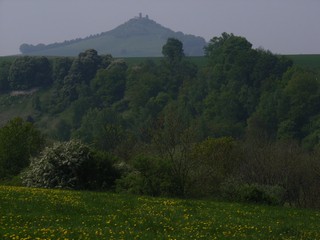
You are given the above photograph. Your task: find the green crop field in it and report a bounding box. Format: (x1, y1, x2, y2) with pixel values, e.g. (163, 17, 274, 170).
(286, 54, 320, 69)
(0, 56, 17, 62)
(0, 186, 319, 240)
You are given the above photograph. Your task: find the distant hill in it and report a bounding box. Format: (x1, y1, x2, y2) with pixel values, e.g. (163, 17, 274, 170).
(19, 15, 207, 57)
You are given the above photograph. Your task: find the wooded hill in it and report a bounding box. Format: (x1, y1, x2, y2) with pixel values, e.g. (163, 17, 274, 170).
(19, 15, 206, 57)
(1, 34, 320, 208)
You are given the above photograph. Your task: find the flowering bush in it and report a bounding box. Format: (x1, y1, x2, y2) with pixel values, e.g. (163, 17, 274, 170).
(22, 140, 91, 189)
(22, 140, 120, 190)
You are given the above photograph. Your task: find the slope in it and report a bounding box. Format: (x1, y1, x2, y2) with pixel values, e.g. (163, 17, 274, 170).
(20, 16, 207, 57)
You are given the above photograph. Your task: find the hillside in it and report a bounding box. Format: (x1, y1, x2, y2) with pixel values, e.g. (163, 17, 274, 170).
(19, 15, 207, 57)
(1, 34, 320, 209)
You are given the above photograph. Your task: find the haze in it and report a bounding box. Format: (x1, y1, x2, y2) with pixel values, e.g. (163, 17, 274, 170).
(0, 0, 319, 56)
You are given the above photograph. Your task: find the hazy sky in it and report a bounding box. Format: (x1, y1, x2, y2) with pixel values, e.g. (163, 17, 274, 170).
(0, 0, 319, 56)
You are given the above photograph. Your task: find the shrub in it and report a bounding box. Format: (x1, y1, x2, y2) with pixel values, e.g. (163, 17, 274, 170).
(116, 155, 173, 196)
(220, 177, 244, 201)
(188, 137, 240, 197)
(115, 171, 144, 195)
(78, 150, 121, 190)
(240, 184, 285, 205)
(220, 179, 285, 206)
(22, 140, 119, 190)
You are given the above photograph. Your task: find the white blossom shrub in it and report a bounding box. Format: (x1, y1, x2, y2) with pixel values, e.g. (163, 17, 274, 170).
(22, 140, 91, 189)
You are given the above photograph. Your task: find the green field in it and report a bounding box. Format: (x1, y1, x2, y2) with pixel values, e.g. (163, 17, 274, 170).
(286, 54, 320, 69)
(0, 186, 319, 240)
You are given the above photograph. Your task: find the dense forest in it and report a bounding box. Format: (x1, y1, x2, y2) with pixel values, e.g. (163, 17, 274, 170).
(1, 33, 320, 208)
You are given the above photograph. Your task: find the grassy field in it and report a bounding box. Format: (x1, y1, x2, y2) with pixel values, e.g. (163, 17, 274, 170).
(286, 54, 320, 69)
(0, 186, 320, 240)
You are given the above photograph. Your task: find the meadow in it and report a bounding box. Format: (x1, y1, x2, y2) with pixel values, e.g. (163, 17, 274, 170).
(0, 185, 320, 240)
(286, 54, 320, 69)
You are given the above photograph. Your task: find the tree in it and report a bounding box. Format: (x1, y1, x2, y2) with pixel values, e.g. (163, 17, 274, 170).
(152, 102, 195, 196)
(77, 49, 102, 84)
(162, 38, 185, 65)
(53, 119, 71, 141)
(204, 32, 231, 59)
(0, 60, 11, 92)
(125, 59, 161, 110)
(56, 49, 103, 105)
(160, 38, 198, 99)
(8, 56, 52, 90)
(91, 60, 127, 106)
(74, 107, 128, 153)
(0, 118, 44, 179)
(282, 69, 320, 137)
(190, 137, 238, 196)
(52, 57, 73, 85)
(203, 33, 292, 138)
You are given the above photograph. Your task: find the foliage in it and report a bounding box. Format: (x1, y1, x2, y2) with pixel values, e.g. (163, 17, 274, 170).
(239, 184, 285, 205)
(22, 140, 119, 190)
(203, 32, 292, 137)
(125, 59, 161, 109)
(220, 179, 285, 206)
(79, 150, 121, 190)
(0, 60, 11, 92)
(241, 137, 320, 208)
(0, 118, 44, 179)
(73, 107, 129, 153)
(52, 119, 71, 141)
(52, 57, 73, 84)
(8, 56, 52, 90)
(162, 38, 185, 65)
(91, 60, 127, 106)
(116, 155, 172, 196)
(189, 137, 239, 196)
(152, 102, 196, 197)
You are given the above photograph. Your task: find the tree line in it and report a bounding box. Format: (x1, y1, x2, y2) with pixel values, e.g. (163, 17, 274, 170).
(0, 34, 320, 208)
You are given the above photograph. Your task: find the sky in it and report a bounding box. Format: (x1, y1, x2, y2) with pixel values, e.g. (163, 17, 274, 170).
(0, 0, 320, 56)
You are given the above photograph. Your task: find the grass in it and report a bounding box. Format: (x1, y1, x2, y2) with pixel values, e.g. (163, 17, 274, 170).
(0, 186, 320, 239)
(0, 56, 17, 63)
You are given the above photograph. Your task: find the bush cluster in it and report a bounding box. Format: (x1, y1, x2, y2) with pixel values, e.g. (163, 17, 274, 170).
(220, 178, 285, 205)
(22, 140, 119, 190)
